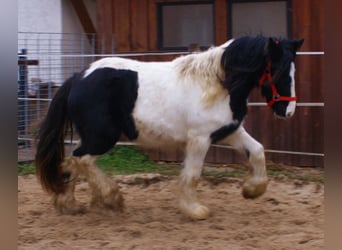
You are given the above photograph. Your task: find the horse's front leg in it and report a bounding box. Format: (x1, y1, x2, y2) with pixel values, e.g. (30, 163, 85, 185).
(223, 127, 268, 199)
(179, 134, 211, 219)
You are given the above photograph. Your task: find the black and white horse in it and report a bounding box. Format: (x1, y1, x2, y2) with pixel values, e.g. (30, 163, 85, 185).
(35, 36, 303, 219)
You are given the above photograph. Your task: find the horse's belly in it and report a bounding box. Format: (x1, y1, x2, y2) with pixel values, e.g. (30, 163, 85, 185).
(131, 101, 233, 149)
(132, 112, 187, 149)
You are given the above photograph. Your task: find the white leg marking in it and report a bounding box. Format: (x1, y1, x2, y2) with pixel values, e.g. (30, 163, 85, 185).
(222, 127, 268, 198)
(286, 62, 296, 117)
(179, 133, 211, 219)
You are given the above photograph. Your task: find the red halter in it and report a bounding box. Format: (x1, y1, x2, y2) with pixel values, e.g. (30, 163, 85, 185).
(258, 61, 297, 107)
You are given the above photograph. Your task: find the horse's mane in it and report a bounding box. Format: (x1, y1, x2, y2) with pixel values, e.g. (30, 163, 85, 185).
(174, 47, 224, 80)
(220, 36, 268, 96)
(173, 47, 226, 106)
(221, 36, 267, 74)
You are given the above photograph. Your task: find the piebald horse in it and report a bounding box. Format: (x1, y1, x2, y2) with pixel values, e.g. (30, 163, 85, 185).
(35, 36, 304, 219)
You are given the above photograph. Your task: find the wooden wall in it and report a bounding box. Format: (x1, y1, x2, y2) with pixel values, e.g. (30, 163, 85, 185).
(291, 0, 324, 166)
(96, 0, 324, 167)
(96, 0, 228, 52)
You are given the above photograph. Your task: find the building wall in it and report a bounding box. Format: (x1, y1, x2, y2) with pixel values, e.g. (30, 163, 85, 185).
(96, 0, 323, 53)
(18, 0, 63, 33)
(96, 0, 228, 52)
(18, 0, 95, 84)
(62, 0, 97, 33)
(62, 0, 83, 33)
(18, 0, 93, 34)
(84, 0, 98, 30)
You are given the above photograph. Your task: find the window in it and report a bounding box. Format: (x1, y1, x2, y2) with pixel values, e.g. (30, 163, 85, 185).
(228, 0, 291, 38)
(157, 1, 214, 50)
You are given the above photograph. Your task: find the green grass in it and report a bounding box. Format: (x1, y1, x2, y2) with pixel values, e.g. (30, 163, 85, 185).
(18, 146, 323, 184)
(18, 163, 35, 175)
(18, 146, 178, 176)
(96, 146, 178, 175)
(267, 169, 324, 184)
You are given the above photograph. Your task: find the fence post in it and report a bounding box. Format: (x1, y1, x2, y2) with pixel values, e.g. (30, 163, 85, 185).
(17, 49, 29, 148)
(17, 49, 39, 149)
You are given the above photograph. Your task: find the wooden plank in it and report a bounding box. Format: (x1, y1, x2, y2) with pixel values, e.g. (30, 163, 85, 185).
(214, 0, 228, 45)
(96, 0, 113, 53)
(292, 0, 324, 51)
(290, 0, 323, 167)
(243, 105, 324, 167)
(112, 0, 131, 51)
(18, 60, 39, 66)
(130, 0, 148, 51)
(70, 0, 96, 34)
(292, 0, 323, 116)
(147, 0, 158, 50)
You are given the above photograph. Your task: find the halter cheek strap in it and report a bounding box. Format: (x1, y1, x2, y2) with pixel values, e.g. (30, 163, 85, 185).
(258, 61, 297, 107)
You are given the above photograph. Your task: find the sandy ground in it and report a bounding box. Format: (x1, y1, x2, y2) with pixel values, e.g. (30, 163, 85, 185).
(18, 170, 324, 250)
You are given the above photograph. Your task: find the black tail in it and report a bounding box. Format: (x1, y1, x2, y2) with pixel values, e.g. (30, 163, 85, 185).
(35, 75, 75, 194)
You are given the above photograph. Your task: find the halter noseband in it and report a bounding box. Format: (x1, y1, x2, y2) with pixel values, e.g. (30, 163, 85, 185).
(258, 61, 297, 107)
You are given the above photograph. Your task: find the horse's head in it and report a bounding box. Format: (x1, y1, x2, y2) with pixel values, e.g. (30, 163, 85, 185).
(260, 37, 304, 118)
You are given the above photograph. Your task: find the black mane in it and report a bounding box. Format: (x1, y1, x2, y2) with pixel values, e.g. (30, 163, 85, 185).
(221, 36, 267, 75)
(221, 36, 269, 122)
(211, 36, 268, 143)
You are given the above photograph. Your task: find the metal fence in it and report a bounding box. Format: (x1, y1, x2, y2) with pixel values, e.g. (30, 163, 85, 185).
(17, 32, 115, 162)
(17, 32, 324, 166)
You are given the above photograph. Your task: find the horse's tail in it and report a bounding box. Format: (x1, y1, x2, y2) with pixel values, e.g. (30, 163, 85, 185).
(35, 74, 76, 194)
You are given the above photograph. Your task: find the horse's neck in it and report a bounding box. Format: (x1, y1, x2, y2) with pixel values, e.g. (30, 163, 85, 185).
(174, 48, 224, 82)
(173, 48, 227, 107)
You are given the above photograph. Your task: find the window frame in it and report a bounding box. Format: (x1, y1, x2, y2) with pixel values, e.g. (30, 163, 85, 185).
(157, 0, 215, 51)
(227, 0, 292, 39)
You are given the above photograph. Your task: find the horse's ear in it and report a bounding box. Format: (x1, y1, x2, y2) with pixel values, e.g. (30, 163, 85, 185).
(267, 37, 283, 62)
(292, 38, 304, 51)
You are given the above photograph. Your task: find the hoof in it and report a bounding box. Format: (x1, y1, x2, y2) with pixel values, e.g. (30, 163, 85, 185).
(242, 177, 268, 199)
(53, 196, 86, 215)
(180, 202, 210, 220)
(91, 191, 125, 212)
(104, 191, 125, 212)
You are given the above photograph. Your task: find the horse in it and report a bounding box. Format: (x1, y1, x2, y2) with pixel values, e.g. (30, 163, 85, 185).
(35, 36, 304, 219)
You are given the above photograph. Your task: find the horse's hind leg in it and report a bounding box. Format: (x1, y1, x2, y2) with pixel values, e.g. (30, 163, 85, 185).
(53, 157, 84, 214)
(76, 155, 124, 211)
(179, 134, 211, 219)
(224, 127, 268, 199)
